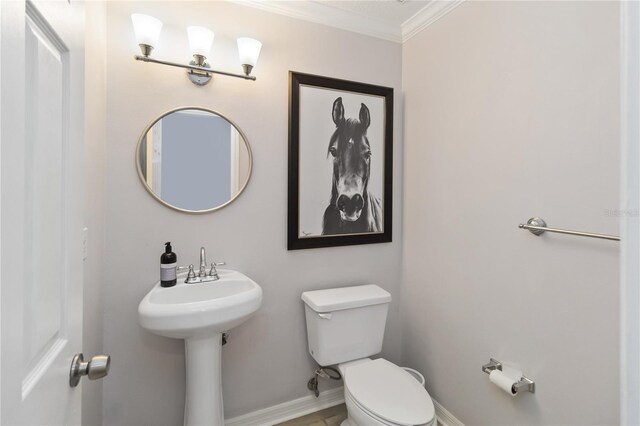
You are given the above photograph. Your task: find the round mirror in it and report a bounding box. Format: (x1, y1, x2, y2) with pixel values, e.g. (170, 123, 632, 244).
(136, 107, 252, 213)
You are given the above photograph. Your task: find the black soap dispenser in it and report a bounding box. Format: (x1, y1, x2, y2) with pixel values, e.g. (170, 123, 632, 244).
(160, 242, 177, 287)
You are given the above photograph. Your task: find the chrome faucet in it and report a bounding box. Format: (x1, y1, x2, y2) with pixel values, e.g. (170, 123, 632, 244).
(183, 246, 226, 284)
(199, 247, 207, 278)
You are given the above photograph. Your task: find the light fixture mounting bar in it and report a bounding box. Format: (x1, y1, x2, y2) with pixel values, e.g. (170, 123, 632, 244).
(134, 55, 257, 81)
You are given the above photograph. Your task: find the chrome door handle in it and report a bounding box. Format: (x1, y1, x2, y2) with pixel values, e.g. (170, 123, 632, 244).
(69, 353, 111, 387)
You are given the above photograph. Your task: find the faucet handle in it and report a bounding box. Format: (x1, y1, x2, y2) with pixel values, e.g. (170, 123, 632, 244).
(186, 264, 196, 280)
(209, 262, 226, 278)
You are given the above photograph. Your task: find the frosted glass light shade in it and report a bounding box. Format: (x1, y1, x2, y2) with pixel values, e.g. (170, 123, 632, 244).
(187, 26, 215, 58)
(237, 37, 262, 67)
(131, 14, 163, 47)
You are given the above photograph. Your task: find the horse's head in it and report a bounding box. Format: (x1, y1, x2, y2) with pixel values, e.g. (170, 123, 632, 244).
(328, 97, 371, 222)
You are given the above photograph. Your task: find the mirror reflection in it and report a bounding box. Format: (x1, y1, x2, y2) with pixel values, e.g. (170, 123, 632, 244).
(136, 108, 252, 213)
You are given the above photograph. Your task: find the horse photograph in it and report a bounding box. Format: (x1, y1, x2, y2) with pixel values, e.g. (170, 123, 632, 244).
(288, 72, 393, 250)
(321, 97, 383, 235)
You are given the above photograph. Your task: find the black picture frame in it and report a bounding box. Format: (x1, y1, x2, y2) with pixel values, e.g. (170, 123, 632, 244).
(288, 71, 393, 250)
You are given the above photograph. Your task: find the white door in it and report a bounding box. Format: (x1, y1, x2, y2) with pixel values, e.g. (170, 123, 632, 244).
(1, 0, 86, 424)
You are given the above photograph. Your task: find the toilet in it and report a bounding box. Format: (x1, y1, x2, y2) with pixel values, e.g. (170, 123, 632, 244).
(302, 285, 435, 426)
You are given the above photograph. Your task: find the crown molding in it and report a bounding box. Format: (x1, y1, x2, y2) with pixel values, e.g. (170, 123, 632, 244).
(229, 0, 464, 45)
(229, 0, 403, 43)
(401, 0, 465, 43)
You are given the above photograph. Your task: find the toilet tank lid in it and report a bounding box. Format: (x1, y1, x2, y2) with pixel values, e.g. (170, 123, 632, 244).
(301, 285, 391, 312)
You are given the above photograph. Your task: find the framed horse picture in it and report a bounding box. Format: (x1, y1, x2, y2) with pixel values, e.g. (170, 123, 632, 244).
(288, 72, 393, 250)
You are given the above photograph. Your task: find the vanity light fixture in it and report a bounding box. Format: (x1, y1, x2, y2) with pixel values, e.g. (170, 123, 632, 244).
(237, 37, 262, 77)
(131, 14, 163, 57)
(131, 14, 262, 86)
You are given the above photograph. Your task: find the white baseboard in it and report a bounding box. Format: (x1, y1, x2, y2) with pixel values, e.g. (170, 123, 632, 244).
(224, 387, 464, 426)
(225, 387, 345, 426)
(434, 398, 464, 426)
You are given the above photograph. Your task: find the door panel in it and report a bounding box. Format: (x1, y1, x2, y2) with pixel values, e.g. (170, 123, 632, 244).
(23, 9, 67, 392)
(1, 0, 85, 424)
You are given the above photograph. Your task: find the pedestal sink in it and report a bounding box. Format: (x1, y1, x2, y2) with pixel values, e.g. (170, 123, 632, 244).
(138, 269, 262, 425)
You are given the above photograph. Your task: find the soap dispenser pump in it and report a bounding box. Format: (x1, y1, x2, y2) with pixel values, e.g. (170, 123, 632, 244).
(160, 242, 177, 287)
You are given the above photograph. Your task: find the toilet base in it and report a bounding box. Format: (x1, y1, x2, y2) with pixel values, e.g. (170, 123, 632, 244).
(342, 368, 435, 426)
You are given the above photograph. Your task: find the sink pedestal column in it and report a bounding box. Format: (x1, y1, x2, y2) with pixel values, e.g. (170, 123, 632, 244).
(184, 333, 223, 426)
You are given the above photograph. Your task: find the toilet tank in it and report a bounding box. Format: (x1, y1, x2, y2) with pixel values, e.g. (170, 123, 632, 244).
(301, 285, 391, 366)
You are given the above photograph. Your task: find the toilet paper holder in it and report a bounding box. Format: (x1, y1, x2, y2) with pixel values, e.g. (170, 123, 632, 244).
(482, 358, 535, 394)
(482, 358, 503, 374)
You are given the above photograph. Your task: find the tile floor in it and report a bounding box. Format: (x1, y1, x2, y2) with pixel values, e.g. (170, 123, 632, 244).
(276, 404, 348, 426)
(278, 404, 444, 426)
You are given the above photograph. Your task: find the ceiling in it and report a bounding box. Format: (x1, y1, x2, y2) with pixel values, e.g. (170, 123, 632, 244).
(318, 1, 432, 27)
(230, 0, 464, 43)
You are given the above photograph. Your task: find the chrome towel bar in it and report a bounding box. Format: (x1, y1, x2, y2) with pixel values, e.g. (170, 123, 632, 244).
(519, 217, 620, 241)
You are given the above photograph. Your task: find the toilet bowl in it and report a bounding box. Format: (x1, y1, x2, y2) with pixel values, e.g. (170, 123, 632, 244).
(339, 358, 435, 426)
(301, 285, 436, 426)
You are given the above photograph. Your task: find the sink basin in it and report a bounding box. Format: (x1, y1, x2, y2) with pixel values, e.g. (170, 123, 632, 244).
(139, 269, 262, 339)
(138, 269, 262, 425)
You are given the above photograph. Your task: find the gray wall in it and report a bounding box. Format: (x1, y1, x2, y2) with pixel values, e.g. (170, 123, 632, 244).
(83, 1, 107, 424)
(401, 1, 620, 425)
(103, 2, 403, 424)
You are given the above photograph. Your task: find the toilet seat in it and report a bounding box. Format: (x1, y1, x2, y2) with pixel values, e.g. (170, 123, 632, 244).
(345, 387, 396, 426)
(343, 358, 435, 426)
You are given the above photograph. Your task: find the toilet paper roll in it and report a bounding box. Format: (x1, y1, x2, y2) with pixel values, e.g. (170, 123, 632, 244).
(489, 370, 517, 396)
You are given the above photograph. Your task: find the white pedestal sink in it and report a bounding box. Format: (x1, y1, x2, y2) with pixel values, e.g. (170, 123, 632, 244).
(138, 269, 262, 426)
